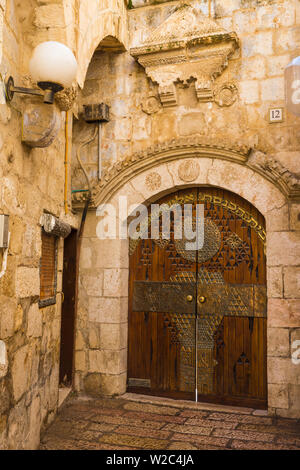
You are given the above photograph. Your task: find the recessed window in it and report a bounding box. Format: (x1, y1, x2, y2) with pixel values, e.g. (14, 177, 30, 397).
(39, 230, 58, 307)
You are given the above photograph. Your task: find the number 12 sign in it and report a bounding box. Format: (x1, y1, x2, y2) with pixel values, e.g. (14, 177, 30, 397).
(285, 56, 300, 117)
(269, 108, 283, 123)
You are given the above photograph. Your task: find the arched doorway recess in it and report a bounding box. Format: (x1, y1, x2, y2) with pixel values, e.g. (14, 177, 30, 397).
(128, 186, 267, 409)
(81, 149, 298, 416)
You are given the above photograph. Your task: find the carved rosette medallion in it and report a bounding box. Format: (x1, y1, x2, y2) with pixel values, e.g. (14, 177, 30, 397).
(178, 160, 200, 182)
(214, 83, 238, 107)
(145, 172, 162, 191)
(141, 96, 161, 114)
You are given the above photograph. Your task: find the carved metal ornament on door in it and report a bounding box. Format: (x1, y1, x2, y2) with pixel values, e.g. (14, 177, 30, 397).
(133, 273, 266, 393)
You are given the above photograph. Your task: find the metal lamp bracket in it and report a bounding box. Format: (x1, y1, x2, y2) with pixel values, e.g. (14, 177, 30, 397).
(5, 76, 63, 104)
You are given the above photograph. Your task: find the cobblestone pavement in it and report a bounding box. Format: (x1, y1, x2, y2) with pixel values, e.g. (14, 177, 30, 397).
(40, 395, 300, 450)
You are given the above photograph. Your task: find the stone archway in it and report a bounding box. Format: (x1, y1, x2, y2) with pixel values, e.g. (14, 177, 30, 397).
(76, 1, 128, 87)
(31, 1, 128, 112)
(77, 147, 300, 417)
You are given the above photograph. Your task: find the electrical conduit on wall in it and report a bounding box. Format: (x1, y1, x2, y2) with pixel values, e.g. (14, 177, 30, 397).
(64, 111, 69, 215)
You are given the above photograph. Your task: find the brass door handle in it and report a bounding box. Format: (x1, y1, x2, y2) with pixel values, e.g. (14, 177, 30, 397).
(186, 295, 193, 302)
(199, 296, 206, 303)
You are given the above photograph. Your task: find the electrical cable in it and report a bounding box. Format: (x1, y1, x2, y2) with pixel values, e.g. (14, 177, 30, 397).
(76, 125, 98, 196)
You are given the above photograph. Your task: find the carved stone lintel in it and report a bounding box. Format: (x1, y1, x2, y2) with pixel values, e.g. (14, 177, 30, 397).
(87, 136, 250, 209)
(41, 213, 71, 238)
(80, 138, 300, 211)
(22, 103, 61, 148)
(130, 4, 239, 107)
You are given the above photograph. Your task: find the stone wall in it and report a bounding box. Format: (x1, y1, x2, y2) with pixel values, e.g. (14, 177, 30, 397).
(0, 0, 129, 450)
(73, 0, 300, 418)
(0, 0, 69, 450)
(0, 0, 299, 450)
(74, 0, 300, 180)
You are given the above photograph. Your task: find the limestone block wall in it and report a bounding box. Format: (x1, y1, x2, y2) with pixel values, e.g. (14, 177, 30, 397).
(0, 0, 80, 450)
(75, 0, 300, 179)
(73, 0, 300, 418)
(0, 0, 131, 449)
(75, 229, 129, 397)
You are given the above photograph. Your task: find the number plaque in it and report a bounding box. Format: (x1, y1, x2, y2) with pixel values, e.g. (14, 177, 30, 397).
(269, 107, 283, 123)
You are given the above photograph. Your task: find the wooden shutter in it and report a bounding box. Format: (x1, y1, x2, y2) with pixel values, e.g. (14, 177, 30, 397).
(40, 230, 57, 304)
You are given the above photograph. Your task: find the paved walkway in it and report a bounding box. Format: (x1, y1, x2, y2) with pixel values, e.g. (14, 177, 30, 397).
(40, 394, 300, 450)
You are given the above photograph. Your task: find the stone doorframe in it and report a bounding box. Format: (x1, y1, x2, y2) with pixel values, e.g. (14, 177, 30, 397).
(77, 141, 300, 418)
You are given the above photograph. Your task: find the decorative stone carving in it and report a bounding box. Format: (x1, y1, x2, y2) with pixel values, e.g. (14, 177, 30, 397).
(22, 103, 61, 148)
(248, 150, 300, 201)
(81, 138, 300, 211)
(72, 191, 90, 206)
(195, 79, 214, 102)
(145, 172, 162, 191)
(55, 85, 78, 111)
(40, 213, 71, 238)
(88, 136, 250, 208)
(214, 82, 238, 107)
(141, 95, 161, 114)
(158, 84, 177, 107)
(178, 160, 200, 182)
(130, 3, 239, 107)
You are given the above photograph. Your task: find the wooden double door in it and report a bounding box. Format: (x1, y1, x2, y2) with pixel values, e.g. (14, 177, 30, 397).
(128, 187, 267, 409)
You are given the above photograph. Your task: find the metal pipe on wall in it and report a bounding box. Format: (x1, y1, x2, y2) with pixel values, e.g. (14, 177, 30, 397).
(64, 111, 69, 215)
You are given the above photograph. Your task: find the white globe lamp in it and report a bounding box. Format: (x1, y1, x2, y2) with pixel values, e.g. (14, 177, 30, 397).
(6, 41, 78, 104)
